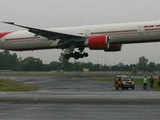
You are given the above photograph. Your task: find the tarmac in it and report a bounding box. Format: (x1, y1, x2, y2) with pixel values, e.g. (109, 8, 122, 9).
(0, 91, 160, 104)
(0, 73, 160, 120)
(0, 74, 159, 104)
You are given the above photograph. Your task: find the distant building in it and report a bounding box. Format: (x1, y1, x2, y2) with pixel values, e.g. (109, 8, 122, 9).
(83, 68, 89, 72)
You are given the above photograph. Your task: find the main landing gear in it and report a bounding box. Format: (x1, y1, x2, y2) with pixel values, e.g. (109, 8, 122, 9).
(68, 51, 88, 59)
(60, 48, 88, 61)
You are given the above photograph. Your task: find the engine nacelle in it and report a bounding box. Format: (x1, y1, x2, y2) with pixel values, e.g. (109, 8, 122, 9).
(86, 34, 121, 51)
(87, 34, 109, 50)
(104, 43, 122, 52)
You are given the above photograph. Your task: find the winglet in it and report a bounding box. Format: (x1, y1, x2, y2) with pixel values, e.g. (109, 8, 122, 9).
(1, 21, 31, 29)
(2, 21, 15, 25)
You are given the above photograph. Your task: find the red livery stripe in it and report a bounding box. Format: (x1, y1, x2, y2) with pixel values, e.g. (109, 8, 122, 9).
(144, 25, 154, 28)
(0, 32, 11, 38)
(156, 25, 160, 28)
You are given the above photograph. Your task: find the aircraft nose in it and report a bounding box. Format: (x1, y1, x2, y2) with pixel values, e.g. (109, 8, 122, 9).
(0, 32, 10, 48)
(0, 32, 10, 39)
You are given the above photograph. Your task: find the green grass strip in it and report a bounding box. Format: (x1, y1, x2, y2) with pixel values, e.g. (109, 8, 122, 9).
(0, 79, 38, 92)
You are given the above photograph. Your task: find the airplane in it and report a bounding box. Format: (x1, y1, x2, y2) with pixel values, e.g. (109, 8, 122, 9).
(1, 20, 160, 60)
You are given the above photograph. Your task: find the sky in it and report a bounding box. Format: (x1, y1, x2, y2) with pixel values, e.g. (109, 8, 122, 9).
(1, 0, 160, 65)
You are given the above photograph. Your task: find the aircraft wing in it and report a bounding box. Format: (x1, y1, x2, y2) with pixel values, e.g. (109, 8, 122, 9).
(2, 22, 85, 41)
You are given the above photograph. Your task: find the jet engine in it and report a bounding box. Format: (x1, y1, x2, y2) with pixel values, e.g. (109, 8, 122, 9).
(87, 34, 109, 50)
(87, 34, 121, 51)
(104, 43, 122, 52)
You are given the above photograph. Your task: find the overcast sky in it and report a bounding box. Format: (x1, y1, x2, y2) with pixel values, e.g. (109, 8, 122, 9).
(1, 0, 160, 65)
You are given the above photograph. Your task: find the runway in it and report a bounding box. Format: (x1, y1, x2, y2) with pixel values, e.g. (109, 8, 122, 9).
(0, 103, 160, 120)
(0, 73, 160, 120)
(0, 91, 160, 104)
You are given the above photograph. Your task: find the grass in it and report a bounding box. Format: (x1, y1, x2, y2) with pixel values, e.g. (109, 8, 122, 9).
(0, 79, 38, 92)
(133, 78, 160, 91)
(90, 77, 160, 91)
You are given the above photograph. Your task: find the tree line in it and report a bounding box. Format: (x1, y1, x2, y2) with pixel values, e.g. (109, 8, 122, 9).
(0, 50, 159, 72)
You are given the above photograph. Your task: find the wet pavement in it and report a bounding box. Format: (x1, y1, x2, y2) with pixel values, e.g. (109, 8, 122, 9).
(0, 103, 160, 120)
(0, 74, 159, 120)
(0, 75, 143, 92)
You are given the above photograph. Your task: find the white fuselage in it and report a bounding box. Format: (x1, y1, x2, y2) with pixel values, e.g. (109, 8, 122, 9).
(1, 20, 160, 51)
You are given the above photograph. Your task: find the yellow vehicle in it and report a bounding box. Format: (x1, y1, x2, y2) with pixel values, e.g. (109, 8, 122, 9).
(114, 75, 135, 90)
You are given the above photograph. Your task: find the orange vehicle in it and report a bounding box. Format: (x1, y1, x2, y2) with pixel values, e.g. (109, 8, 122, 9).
(114, 75, 135, 90)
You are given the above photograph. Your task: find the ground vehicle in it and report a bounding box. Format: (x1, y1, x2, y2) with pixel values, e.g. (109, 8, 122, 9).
(114, 75, 135, 90)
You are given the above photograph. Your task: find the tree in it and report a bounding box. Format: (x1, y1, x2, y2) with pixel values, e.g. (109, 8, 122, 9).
(0, 50, 20, 70)
(20, 57, 43, 71)
(48, 61, 61, 71)
(147, 62, 156, 72)
(137, 56, 149, 71)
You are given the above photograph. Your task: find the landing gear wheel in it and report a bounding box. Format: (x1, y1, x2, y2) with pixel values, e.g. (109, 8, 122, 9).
(73, 52, 80, 59)
(84, 53, 88, 57)
(60, 48, 88, 60)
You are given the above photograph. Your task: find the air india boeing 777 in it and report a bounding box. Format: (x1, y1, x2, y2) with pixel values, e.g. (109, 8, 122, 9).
(0, 21, 160, 60)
